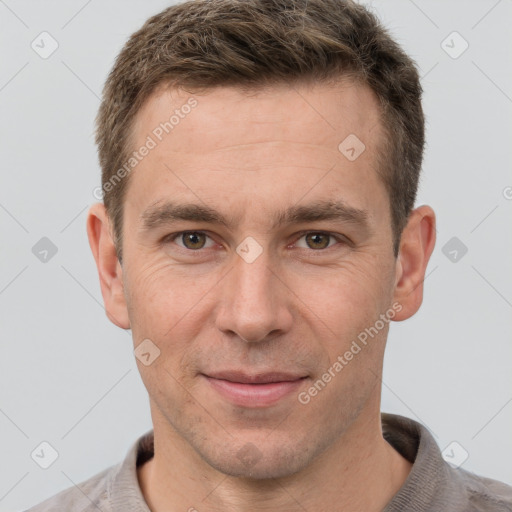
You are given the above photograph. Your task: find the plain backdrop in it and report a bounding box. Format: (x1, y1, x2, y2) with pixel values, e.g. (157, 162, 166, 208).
(1, 0, 511, 510)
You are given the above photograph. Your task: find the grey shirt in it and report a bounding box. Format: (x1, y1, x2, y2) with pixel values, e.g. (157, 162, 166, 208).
(24, 413, 512, 511)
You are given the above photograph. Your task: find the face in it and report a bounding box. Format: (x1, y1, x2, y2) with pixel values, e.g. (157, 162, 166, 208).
(97, 81, 414, 479)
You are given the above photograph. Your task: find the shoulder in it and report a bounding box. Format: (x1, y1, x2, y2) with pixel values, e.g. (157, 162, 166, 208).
(459, 469, 512, 511)
(23, 429, 153, 512)
(23, 463, 118, 512)
(381, 413, 512, 512)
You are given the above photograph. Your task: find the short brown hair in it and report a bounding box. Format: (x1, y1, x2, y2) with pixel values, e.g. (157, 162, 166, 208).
(95, 0, 424, 261)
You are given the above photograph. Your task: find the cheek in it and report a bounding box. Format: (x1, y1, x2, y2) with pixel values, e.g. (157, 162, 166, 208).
(298, 265, 391, 425)
(290, 257, 393, 346)
(123, 255, 222, 381)
(124, 254, 207, 333)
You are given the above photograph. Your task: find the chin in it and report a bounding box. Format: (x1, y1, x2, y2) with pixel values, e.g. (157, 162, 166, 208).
(205, 455, 304, 480)
(196, 437, 316, 480)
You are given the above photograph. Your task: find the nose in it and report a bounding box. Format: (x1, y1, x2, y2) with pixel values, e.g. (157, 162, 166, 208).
(214, 244, 293, 343)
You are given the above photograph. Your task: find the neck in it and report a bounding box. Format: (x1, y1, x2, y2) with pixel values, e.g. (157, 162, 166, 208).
(137, 408, 412, 512)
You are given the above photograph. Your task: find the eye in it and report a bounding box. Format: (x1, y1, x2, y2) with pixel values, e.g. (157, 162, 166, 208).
(294, 232, 346, 250)
(167, 231, 216, 250)
(163, 230, 348, 254)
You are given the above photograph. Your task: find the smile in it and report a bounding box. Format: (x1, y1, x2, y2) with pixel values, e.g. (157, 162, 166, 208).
(202, 372, 308, 407)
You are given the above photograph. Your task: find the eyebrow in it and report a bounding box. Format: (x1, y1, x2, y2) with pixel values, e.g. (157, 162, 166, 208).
(140, 199, 371, 233)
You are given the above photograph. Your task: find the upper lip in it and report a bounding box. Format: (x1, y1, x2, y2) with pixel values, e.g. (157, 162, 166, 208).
(204, 371, 307, 384)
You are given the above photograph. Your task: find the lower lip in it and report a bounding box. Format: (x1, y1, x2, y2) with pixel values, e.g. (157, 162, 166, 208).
(203, 376, 307, 407)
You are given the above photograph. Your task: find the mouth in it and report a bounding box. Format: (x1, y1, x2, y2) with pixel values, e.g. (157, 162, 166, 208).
(201, 371, 308, 407)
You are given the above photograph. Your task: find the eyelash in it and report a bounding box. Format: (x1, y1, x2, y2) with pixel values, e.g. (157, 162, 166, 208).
(163, 230, 349, 255)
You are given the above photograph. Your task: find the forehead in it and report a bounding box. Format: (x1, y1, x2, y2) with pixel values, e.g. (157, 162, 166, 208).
(133, 79, 382, 152)
(125, 81, 387, 225)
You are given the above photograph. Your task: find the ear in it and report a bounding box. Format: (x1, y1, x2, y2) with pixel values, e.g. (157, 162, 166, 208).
(86, 203, 130, 329)
(392, 205, 436, 321)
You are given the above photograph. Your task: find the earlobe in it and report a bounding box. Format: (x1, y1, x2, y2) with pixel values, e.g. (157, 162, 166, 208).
(86, 203, 131, 329)
(392, 205, 436, 321)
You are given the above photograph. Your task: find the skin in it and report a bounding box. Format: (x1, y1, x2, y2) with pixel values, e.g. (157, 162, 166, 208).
(87, 80, 436, 511)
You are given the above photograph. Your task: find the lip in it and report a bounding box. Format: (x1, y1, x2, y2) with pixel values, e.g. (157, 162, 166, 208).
(205, 371, 307, 384)
(202, 372, 308, 407)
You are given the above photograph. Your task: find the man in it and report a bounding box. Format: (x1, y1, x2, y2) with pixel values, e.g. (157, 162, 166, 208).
(26, 0, 512, 510)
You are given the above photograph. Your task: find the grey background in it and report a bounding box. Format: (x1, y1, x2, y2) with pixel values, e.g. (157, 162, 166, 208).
(1, 0, 511, 510)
